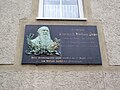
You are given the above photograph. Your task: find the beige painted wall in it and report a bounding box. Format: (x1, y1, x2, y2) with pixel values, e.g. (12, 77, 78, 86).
(0, 0, 120, 90)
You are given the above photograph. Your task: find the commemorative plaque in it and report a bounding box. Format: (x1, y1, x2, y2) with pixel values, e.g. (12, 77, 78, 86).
(22, 25, 102, 65)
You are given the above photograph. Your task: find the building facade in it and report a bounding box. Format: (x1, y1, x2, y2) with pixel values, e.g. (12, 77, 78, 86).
(0, 0, 120, 90)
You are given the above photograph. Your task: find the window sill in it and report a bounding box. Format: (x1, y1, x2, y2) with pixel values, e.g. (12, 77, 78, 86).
(36, 17, 87, 21)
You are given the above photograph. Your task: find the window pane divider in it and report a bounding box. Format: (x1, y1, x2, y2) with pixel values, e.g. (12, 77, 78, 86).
(60, 0, 62, 18)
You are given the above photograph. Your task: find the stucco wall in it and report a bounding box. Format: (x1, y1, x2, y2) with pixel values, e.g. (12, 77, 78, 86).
(91, 0, 120, 65)
(0, 0, 120, 90)
(0, 0, 32, 64)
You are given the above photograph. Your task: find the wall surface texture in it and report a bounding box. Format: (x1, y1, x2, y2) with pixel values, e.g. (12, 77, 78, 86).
(0, 0, 120, 90)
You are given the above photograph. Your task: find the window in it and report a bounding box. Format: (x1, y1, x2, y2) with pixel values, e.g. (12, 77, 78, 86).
(36, 0, 87, 20)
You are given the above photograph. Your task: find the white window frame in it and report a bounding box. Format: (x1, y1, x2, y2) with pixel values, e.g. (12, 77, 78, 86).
(36, 0, 87, 20)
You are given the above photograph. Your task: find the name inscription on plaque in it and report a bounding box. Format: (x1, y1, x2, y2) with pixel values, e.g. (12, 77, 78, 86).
(22, 25, 102, 65)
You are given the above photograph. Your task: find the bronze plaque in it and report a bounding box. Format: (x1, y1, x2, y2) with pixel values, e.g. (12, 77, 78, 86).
(22, 25, 102, 65)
